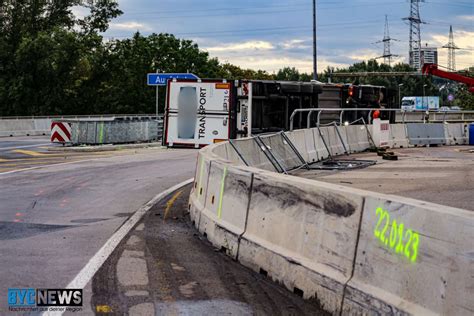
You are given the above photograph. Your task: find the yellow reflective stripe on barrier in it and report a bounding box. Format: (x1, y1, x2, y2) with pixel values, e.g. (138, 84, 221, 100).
(98, 122, 105, 144)
(217, 167, 228, 219)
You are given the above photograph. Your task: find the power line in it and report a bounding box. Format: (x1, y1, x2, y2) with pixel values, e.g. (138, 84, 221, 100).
(105, 20, 385, 39)
(121, 2, 407, 18)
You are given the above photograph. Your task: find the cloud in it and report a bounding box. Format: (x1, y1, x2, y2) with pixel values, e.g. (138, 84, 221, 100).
(205, 40, 275, 53)
(347, 49, 379, 62)
(458, 15, 474, 21)
(280, 39, 311, 50)
(209, 50, 347, 74)
(110, 21, 152, 31)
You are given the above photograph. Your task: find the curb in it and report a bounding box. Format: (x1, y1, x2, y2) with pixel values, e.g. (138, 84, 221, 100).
(47, 142, 164, 152)
(43, 178, 194, 316)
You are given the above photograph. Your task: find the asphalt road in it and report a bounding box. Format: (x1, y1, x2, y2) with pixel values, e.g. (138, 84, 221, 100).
(92, 185, 327, 315)
(297, 145, 474, 210)
(0, 139, 198, 314)
(0, 136, 121, 174)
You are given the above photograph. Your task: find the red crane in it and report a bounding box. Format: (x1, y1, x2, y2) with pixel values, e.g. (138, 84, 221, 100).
(422, 63, 474, 93)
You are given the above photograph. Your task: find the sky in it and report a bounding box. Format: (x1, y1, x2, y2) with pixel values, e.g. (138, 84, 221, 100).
(96, 0, 473, 73)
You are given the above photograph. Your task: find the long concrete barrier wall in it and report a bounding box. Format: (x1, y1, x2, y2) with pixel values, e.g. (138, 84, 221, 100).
(188, 122, 473, 315)
(0, 118, 52, 137)
(0, 115, 161, 138)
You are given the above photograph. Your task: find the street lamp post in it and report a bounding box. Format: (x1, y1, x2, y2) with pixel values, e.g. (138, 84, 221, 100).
(423, 84, 428, 123)
(313, 0, 317, 81)
(423, 84, 428, 109)
(398, 83, 404, 108)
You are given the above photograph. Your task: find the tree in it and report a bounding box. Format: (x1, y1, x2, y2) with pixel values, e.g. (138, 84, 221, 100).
(275, 67, 301, 81)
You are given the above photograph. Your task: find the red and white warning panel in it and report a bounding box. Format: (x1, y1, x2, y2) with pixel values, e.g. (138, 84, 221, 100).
(51, 121, 72, 143)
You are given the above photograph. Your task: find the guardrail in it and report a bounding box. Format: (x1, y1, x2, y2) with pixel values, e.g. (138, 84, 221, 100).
(189, 122, 473, 315)
(289, 108, 474, 131)
(0, 115, 163, 140)
(0, 114, 162, 120)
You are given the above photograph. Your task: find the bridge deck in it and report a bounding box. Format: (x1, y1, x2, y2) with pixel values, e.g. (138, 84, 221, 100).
(295, 145, 474, 211)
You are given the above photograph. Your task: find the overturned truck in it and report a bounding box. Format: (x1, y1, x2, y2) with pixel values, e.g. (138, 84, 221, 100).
(163, 79, 396, 147)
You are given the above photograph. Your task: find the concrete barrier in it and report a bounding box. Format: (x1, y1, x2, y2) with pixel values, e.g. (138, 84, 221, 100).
(324, 126, 347, 156)
(406, 123, 446, 146)
(238, 171, 364, 314)
(345, 125, 371, 153)
(389, 124, 410, 148)
(285, 129, 309, 161)
(313, 127, 331, 160)
(195, 158, 253, 259)
(260, 133, 304, 171)
(230, 137, 276, 171)
(302, 128, 318, 163)
(344, 194, 474, 315)
(188, 125, 473, 315)
(444, 123, 468, 145)
(0, 119, 50, 137)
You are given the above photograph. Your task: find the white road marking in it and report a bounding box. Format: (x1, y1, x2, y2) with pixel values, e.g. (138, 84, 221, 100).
(0, 159, 99, 176)
(0, 143, 52, 151)
(42, 178, 194, 316)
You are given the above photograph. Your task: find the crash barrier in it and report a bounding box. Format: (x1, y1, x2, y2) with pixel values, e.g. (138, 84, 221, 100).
(53, 119, 163, 145)
(0, 118, 51, 137)
(189, 124, 473, 315)
(0, 115, 161, 138)
(444, 123, 469, 145)
(290, 108, 474, 131)
(406, 123, 447, 146)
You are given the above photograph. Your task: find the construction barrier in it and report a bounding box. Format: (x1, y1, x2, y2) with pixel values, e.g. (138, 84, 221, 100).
(444, 123, 468, 145)
(188, 125, 473, 315)
(68, 120, 161, 144)
(406, 123, 446, 146)
(324, 125, 347, 156)
(312, 127, 331, 160)
(344, 194, 474, 315)
(346, 125, 371, 153)
(229, 137, 275, 171)
(389, 124, 410, 148)
(239, 172, 364, 314)
(195, 158, 253, 259)
(0, 118, 51, 137)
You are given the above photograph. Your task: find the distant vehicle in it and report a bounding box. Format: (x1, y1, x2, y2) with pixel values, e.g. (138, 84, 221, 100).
(451, 106, 461, 111)
(401, 96, 440, 111)
(439, 106, 450, 112)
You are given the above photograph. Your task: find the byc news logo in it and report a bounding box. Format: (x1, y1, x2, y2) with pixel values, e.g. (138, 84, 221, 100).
(8, 288, 83, 312)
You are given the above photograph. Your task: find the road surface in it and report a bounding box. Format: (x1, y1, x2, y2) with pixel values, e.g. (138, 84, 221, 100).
(92, 185, 327, 315)
(296, 145, 474, 210)
(0, 138, 198, 313)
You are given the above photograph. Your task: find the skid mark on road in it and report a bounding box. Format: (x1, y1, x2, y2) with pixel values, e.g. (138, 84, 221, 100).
(163, 190, 183, 221)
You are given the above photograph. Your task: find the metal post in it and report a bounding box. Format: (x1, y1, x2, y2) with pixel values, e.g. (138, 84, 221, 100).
(155, 69, 160, 119)
(307, 110, 314, 128)
(313, 0, 318, 80)
(247, 82, 253, 137)
(398, 83, 404, 108)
